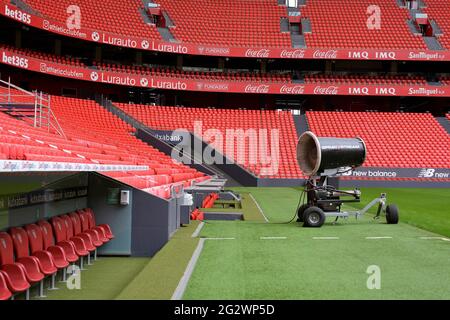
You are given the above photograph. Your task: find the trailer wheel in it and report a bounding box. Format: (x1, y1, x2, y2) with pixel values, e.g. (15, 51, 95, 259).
(297, 204, 309, 222)
(386, 204, 399, 224)
(303, 206, 326, 228)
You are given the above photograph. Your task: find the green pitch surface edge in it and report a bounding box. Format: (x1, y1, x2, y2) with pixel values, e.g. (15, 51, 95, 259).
(183, 187, 450, 300)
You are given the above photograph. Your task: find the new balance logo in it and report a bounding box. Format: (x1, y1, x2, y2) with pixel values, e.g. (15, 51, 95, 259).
(418, 168, 435, 178)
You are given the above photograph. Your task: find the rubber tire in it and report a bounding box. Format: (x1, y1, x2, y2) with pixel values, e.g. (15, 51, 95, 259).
(386, 204, 399, 224)
(303, 206, 326, 228)
(296, 204, 309, 222)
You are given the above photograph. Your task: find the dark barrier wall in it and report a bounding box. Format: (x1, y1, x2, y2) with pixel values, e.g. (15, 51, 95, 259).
(137, 128, 258, 186)
(88, 173, 133, 255)
(131, 189, 179, 257)
(89, 173, 180, 257)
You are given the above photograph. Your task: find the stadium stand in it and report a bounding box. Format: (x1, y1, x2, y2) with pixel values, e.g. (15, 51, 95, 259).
(116, 103, 303, 178)
(423, 0, 450, 49)
(23, 0, 161, 40)
(1, 45, 85, 67)
(304, 74, 427, 85)
(306, 111, 450, 168)
(155, 0, 291, 47)
(301, 0, 427, 49)
(49, 96, 209, 197)
(94, 61, 291, 83)
(0, 91, 208, 198)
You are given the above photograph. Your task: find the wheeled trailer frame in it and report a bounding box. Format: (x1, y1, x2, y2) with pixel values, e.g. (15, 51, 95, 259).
(298, 176, 399, 228)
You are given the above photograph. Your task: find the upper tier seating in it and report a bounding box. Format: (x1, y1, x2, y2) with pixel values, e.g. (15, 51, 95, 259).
(306, 111, 450, 168)
(2, 45, 85, 67)
(305, 74, 427, 85)
(95, 61, 291, 83)
(302, 0, 427, 49)
(23, 0, 161, 40)
(155, 0, 291, 47)
(423, 0, 450, 49)
(115, 104, 303, 179)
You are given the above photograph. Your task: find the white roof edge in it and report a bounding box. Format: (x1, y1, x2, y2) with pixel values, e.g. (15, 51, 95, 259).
(0, 160, 149, 172)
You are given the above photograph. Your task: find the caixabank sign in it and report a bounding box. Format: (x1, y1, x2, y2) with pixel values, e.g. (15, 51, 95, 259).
(2, 3, 450, 61)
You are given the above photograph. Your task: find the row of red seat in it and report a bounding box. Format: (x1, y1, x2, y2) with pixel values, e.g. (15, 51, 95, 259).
(302, 0, 428, 50)
(306, 111, 450, 168)
(202, 193, 219, 209)
(23, 0, 161, 40)
(115, 104, 303, 179)
(190, 209, 204, 221)
(0, 208, 113, 300)
(304, 74, 428, 85)
(95, 61, 291, 83)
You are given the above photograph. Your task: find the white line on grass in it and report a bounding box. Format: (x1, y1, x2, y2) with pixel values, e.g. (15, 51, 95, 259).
(171, 238, 205, 300)
(366, 236, 393, 240)
(313, 237, 339, 240)
(260, 236, 287, 240)
(420, 236, 450, 242)
(171, 236, 236, 300)
(249, 193, 269, 223)
(191, 222, 205, 238)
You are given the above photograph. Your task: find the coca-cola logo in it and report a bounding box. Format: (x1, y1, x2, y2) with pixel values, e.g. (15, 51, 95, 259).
(313, 50, 338, 59)
(314, 86, 339, 95)
(280, 85, 304, 94)
(245, 49, 270, 58)
(280, 50, 305, 59)
(245, 84, 270, 93)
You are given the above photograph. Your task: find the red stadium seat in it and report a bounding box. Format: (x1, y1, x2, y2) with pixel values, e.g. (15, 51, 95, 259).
(0, 232, 31, 298)
(25, 224, 70, 270)
(0, 271, 12, 300)
(37, 220, 78, 265)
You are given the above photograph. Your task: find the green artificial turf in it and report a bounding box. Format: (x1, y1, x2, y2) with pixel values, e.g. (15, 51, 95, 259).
(115, 222, 200, 300)
(183, 187, 450, 300)
(36, 257, 149, 300)
(354, 188, 450, 237)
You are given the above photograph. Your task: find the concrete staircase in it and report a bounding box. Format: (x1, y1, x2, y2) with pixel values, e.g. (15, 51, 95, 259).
(436, 117, 450, 135)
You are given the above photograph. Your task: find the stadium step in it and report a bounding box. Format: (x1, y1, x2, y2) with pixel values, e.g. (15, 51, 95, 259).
(301, 18, 312, 33)
(292, 114, 309, 138)
(435, 117, 450, 135)
(291, 34, 306, 49)
(157, 27, 177, 42)
(407, 19, 421, 35)
(423, 36, 444, 50)
(10, 0, 41, 16)
(280, 18, 290, 33)
(429, 20, 443, 36)
(162, 11, 175, 28)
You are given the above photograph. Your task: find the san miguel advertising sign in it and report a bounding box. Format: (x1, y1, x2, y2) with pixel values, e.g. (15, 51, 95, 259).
(1, 47, 449, 97)
(2, 3, 450, 61)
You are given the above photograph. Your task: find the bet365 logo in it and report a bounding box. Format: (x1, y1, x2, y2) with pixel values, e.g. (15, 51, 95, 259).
(418, 169, 435, 178)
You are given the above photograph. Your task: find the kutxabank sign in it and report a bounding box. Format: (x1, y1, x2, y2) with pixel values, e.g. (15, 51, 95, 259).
(2, 3, 450, 61)
(1, 47, 450, 97)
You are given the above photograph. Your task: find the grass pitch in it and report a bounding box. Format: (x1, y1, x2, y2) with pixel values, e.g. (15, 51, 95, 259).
(183, 187, 450, 300)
